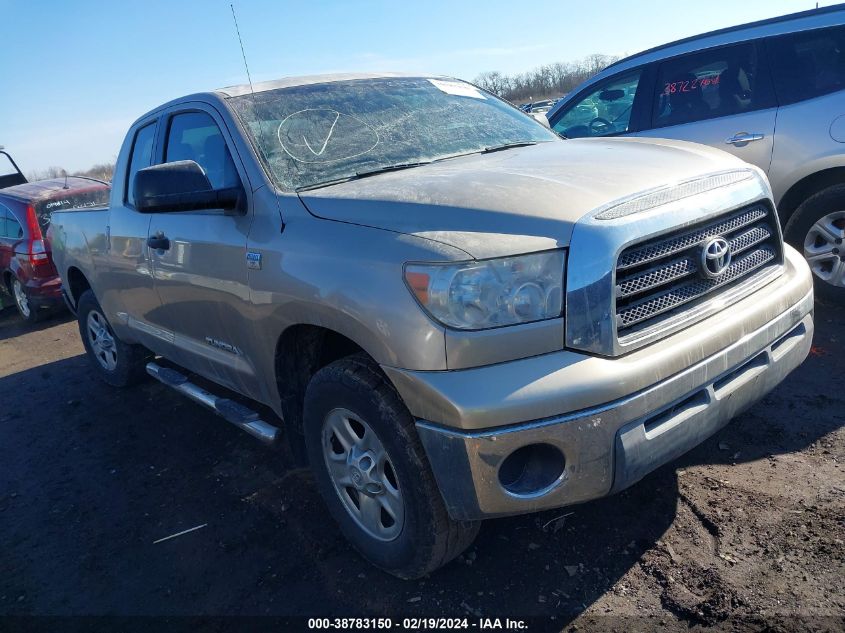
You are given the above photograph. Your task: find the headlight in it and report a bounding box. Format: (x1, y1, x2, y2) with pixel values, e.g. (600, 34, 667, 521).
(404, 250, 565, 330)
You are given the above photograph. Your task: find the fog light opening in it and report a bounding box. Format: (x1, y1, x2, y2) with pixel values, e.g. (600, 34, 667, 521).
(498, 443, 566, 497)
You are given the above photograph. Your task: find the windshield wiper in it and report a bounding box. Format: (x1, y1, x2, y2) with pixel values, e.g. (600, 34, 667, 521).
(295, 176, 358, 192)
(295, 161, 433, 193)
(355, 161, 432, 178)
(482, 141, 540, 153)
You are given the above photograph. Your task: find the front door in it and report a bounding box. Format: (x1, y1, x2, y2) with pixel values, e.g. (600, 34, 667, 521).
(147, 107, 256, 394)
(634, 42, 778, 174)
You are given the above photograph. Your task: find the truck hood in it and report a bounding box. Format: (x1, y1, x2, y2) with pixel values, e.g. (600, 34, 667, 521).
(298, 137, 747, 259)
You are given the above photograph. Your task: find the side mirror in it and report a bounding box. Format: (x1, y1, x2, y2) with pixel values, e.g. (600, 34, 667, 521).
(133, 160, 244, 214)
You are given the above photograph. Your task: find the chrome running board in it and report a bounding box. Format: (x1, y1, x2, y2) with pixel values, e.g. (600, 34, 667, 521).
(146, 362, 278, 444)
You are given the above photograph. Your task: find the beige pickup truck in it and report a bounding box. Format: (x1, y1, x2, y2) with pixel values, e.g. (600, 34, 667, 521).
(49, 73, 814, 578)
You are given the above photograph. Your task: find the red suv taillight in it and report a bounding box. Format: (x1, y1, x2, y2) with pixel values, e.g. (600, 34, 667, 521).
(24, 205, 51, 267)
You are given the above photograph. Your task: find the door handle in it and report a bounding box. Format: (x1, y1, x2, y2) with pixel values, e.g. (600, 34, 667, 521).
(147, 232, 170, 251)
(725, 132, 764, 145)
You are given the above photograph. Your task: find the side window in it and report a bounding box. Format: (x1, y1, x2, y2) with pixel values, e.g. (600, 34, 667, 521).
(126, 123, 156, 207)
(768, 25, 845, 106)
(0, 205, 23, 240)
(165, 112, 240, 190)
(652, 43, 773, 128)
(552, 70, 642, 138)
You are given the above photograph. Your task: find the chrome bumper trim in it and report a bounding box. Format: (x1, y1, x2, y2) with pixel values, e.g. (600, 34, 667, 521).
(415, 298, 813, 521)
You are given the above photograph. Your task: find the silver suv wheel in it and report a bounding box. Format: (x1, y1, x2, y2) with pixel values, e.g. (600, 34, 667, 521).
(321, 407, 405, 542)
(803, 210, 845, 288)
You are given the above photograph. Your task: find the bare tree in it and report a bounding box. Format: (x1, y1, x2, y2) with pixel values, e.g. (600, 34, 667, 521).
(26, 161, 115, 184)
(474, 53, 620, 104)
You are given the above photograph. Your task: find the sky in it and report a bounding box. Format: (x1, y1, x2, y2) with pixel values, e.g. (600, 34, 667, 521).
(0, 0, 838, 174)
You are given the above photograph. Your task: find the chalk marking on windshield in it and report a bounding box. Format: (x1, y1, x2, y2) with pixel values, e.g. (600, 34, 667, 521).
(276, 108, 380, 164)
(302, 110, 340, 156)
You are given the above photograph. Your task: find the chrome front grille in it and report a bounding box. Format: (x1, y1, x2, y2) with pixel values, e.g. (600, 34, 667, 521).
(615, 203, 781, 334)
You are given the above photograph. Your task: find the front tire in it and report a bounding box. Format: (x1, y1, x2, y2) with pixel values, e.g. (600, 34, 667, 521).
(304, 355, 480, 579)
(785, 184, 845, 305)
(77, 290, 152, 387)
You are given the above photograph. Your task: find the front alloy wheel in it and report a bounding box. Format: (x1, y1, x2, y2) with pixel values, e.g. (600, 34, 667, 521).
(322, 407, 404, 542)
(803, 210, 845, 288)
(785, 184, 845, 305)
(304, 355, 480, 578)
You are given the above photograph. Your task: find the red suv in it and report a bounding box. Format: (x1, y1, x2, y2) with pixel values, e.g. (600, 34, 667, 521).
(0, 177, 110, 322)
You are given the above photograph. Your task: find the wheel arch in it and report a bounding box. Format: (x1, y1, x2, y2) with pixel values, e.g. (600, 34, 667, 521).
(274, 323, 374, 463)
(777, 167, 845, 226)
(65, 266, 92, 309)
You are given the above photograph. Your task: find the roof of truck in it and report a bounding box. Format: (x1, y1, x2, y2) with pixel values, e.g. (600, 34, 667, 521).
(216, 72, 446, 97)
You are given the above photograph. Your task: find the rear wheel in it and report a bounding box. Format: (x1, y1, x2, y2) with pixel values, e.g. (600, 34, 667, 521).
(77, 289, 152, 387)
(785, 184, 845, 305)
(304, 355, 480, 579)
(11, 277, 46, 323)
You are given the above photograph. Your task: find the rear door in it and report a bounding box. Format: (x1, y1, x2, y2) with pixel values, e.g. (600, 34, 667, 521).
(146, 105, 256, 393)
(634, 42, 779, 173)
(765, 24, 845, 204)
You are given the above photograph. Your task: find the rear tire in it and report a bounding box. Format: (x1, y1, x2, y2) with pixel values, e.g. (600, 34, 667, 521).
(784, 184, 845, 305)
(304, 354, 480, 579)
(77, 289, 152, 387)
(11, 277, 47, 324)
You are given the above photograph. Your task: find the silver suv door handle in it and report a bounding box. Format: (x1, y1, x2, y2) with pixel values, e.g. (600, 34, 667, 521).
(725, 132, 764, 145)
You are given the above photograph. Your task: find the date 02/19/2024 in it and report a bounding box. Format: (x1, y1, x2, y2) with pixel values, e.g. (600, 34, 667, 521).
(307, 617, 529, 630)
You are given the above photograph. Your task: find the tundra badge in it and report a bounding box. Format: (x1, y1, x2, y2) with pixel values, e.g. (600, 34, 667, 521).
(246, 251, 262, 270)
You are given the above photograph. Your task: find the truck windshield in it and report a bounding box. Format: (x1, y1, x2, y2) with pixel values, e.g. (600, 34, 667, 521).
(227, 76, 556, 191)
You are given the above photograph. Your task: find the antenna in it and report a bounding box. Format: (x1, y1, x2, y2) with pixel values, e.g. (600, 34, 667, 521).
(230, 4, 257, 100)
(229, 3, 284, 232)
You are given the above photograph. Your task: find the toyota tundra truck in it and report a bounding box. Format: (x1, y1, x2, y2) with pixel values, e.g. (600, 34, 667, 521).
(48, 73, 814, 579)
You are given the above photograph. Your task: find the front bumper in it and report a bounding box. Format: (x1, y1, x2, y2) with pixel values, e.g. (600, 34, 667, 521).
(388, 248, 814, 521)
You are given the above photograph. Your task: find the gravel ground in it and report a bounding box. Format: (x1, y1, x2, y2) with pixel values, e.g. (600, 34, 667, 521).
(0, 301, 843, 632)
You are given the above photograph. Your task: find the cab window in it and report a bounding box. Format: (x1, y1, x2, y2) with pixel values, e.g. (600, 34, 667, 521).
(126, 123, 156, 207)
(652, 43, 773, 128)
(552, 70, 642, 138)
(165, 112, 240, 190)
(767, 25, 845, 105)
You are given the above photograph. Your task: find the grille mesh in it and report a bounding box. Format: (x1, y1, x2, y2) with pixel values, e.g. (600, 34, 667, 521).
(618, 206, 767, 270)
(615, 204, 781, 333)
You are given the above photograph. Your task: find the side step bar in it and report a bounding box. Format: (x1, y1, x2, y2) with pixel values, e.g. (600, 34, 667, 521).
(146, 362, 279, 445)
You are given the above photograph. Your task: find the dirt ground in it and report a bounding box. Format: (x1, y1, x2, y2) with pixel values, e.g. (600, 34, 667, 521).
(0, 300, 843, 632)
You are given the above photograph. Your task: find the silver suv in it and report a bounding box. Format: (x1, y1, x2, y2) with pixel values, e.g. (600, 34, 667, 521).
(548, 4, 845, 303)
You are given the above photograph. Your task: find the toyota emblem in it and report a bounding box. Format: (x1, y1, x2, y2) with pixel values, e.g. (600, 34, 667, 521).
(700, 237, 731, 279)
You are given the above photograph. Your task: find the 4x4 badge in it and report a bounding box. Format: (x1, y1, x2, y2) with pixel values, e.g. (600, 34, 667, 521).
(246, 251, 262, 270)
